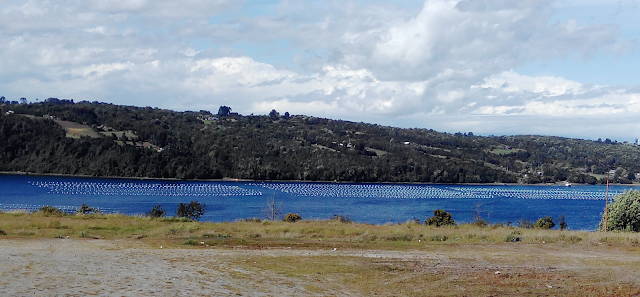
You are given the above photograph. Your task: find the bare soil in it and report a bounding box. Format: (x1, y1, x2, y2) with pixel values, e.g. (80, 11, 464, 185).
(2, 238, 640, 296)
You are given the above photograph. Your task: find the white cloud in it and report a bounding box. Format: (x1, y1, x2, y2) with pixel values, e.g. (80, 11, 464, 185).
(0, 0, 638, 141)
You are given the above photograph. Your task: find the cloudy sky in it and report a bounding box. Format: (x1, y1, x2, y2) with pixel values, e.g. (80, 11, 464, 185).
(1, 0, 639, 141)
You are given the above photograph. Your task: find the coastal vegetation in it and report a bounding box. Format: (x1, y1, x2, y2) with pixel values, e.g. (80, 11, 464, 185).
(600, 189, 640, 232)
(2, 205, 640, 295)
(2, 98, 640, 184)
(1, 208, 639, 245)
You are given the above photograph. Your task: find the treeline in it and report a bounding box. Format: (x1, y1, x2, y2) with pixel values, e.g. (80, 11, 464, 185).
(1, 98, 639, 184)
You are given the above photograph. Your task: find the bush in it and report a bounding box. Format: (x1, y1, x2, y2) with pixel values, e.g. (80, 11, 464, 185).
(38, 205, 63, 216)
(600, 190, 640, 232)
(517, 218, 533, 229)
(506, 230, 522, 242)
(242, 217, 262, 222)
(425, 209, 456, 227)
(77, 203, 102, 214)
(176, 201, 206, 221)
(534, 216, 555, 229)
(332, 215, 352, 223)
(558, 215, 568, 230)
(283, 213, 302, 222)
(146, 204, 166, 218)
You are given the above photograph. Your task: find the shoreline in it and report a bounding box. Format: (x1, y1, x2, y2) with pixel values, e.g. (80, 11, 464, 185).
(2, 171, 637, 186)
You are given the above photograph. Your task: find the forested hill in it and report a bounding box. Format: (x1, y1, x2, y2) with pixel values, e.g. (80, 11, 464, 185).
(1, 98, 639, 184)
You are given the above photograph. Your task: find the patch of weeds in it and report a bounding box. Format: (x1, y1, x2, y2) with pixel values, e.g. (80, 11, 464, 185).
(0, 230, 6, 235)
(80, 232, 92, 238)
(49, 220, 69, 229)
(247, 233, 261, 238)
(384, 234, 413, 241)
(38, 206, 64, 217)
(17, 230, 35, 236)
(202, 233, 232, 238)
(332, 215, 352, 223)
(183, 239, 199, 245)
(242, 217, 261, 222)
(169, 225, 185, 234)
(430, 235, 448, 242)
(161, 217, 192, 223)
(361, 234, 378, 241)
(506, 230, 522, 242)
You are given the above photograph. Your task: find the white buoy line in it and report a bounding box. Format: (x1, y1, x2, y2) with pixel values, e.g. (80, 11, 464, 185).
(251, 183, 623, 200)
(28, 181, 262, 197)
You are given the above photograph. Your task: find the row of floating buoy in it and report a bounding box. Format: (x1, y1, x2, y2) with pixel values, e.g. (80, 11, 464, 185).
(253, 183, 482, 199)
(29, 181, 261, 196)
(253, 183, 623, 200)
(0, 203, 112, 213)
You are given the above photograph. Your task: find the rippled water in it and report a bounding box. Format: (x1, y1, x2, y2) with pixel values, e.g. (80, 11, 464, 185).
(0, 174, 634, 230)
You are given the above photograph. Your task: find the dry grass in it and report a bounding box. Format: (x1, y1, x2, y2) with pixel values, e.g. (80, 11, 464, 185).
(55, 120, 103, 138)
(2, 212, 640, 295)
(2, 212, 640, 248)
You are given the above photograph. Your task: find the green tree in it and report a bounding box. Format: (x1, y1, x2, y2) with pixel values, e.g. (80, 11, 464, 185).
(77, 203, 101, 214)
(217, 106, 231, 116)
(425, 209, 456, 227)
(269, 109, 279, 120)
(176, 201, 206, 221)
(558, 215, 567, 230)
(600, 190, 640, 232)
(146, 204, 166, 218)
(534, 216, 555, 229)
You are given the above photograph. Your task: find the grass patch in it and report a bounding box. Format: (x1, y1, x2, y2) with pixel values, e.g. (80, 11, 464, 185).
(1, 212, 640, 248)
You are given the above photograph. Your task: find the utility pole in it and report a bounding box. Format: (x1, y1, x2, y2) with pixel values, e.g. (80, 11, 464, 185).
(604, 178, 610, 232)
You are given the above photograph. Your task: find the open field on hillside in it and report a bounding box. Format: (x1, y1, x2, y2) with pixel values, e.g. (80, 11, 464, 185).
(1, 212, 640, 296)
(55, 120, 103, 139)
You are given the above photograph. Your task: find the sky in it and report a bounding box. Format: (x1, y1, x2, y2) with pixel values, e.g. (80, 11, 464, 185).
(1, 0, 639, 141)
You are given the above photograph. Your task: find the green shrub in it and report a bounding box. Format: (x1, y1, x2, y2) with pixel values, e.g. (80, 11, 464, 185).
(242, 217, 262, 222)
(430, 235, 448, 241)
(160, 217, 192, 222)
(202, 233, 231, 238)
(38, 206, 64, 216)
(146, 204, 166, 218)
(517, 218, 533, 229)
(77, 203, 102, 214)
(600, 190, 640, 232)
(506, 230, 522, 242)
(183, 239, 199, 245)
(283, 213, 302, 222)
(558, 215, 568, 230)
(425, 209, 456, 227)
(534, 216, 555, 229)
(176, 201, 206, 221)
(384, 234, 413, 241)
(332, 215, 352, 223)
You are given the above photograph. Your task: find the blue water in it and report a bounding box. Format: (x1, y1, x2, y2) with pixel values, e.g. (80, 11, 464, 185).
(0, 174, 634, 230)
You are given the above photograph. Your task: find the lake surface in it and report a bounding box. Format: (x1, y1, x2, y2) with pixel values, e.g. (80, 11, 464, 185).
(0, 174, 634, 230)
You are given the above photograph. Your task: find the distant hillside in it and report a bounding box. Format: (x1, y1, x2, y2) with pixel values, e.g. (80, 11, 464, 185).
(1, 98, 639, 184)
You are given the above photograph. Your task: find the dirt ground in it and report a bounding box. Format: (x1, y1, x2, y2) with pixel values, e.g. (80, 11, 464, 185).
(2, 238, 640, 296)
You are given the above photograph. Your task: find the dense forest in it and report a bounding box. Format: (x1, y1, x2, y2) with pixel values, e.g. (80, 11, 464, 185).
(1, 97, 639, 184)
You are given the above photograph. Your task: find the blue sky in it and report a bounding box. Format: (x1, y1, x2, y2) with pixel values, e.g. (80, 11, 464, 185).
(1, 0, 639, 142)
